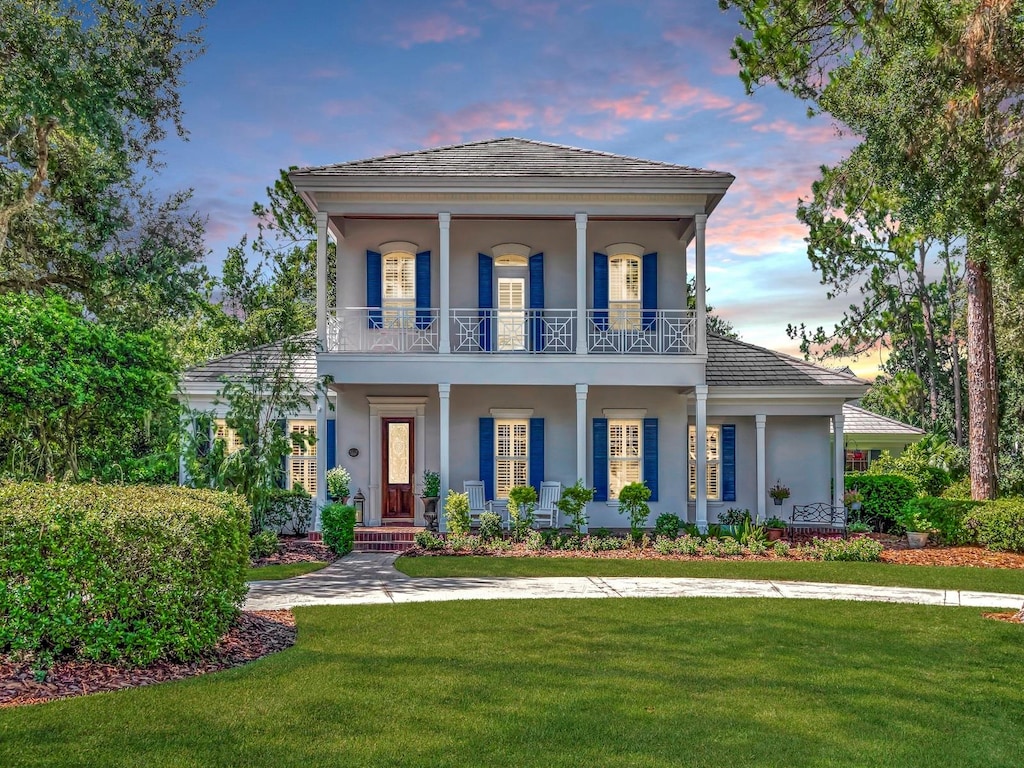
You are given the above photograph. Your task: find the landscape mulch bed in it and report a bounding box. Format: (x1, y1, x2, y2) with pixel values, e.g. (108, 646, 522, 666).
(251, 536, 335, 567)
(0, 610, 296, 709)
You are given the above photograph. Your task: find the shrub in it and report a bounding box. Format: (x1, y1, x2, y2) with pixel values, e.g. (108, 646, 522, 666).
(250, 529, 279, 559)
(772, 540, 792, 558)
(845, 473, 917, 532)
(800, 536, 884, 562)
(507, 485, 538, 541)
(941, 477, 973, 500)
(321, 503, 356, 555)
(584, 534, 626, 552)
(719, 537, 744, 556)
(702, 537, 724, 557)
(677, 534, 702, 556)
(414, 530, 444, 550)
(525, 530, 545, 551)
(477, 511, 503, 542)
(868, 452, 951, 496)
(654, 513, 683, 539)
(902, 497, 980, 544)
(964, 499, 1024, 552)
(718, 508, 751, 526)
(655, 536, 677, 555)
(444, 490, 471, 535)
(447, 533, 480, 552)
(262, 488, 314, 535)
(325, 466, 351, 500)
(0, 483, 248, 665)
(746, 538, 768, 555)
(617, 482, 652, 541)
(556, 480, 595, 535)
(422, 470, 441, 498)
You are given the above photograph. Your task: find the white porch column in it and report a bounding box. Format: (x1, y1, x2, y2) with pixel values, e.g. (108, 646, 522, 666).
(695, 384, 708, 531)
(316, 211, 328, 348)
(755, 414, 766, 522)
(315, 389, 328, 532)
(680, 389, 689, 523)
(575, 384, 588, 531)
(694, 213, 707, 357)
(575, 212, 588, 355)
(439, 382, 451, 532)
(178, 410, 193, 485)
(833, 412, 845, 509)
(438, 212, 451, 354)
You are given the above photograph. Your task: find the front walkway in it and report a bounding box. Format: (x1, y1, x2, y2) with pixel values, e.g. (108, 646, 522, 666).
(244, 553, 1024, 611)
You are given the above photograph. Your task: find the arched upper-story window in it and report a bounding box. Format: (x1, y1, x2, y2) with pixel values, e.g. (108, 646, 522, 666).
(491, 243, 531, 350)
(607, 242, 643, 330)
(380, 241, 417, 327)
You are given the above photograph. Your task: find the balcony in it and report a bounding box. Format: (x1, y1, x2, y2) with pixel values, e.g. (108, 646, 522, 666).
(324, 307, 698, 355)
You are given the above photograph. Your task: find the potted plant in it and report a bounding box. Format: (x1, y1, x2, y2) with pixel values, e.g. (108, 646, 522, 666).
(898, 509, 934, 549)
(326, 466, 351, 504)
(769, 480, 791, 507)
(763, 515, 787, 541)
(421, 470, 441, 532)
(844, 488, 864, 512)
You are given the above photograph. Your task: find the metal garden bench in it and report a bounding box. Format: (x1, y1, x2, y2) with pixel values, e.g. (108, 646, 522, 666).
(789, 502, 847, 542)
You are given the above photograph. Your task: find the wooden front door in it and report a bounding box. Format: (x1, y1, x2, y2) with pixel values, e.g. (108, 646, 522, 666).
(382, 417, 415, 520)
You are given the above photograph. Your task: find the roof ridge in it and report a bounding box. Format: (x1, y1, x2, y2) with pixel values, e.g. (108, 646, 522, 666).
(184, 331, 315, 374)
(708, 333, 869, 385)
(845, 403, 927, 433)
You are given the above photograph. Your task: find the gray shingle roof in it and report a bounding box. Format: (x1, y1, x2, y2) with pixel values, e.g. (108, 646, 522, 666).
(182, 333, 318, 385)
(706, 335, 869, 387)
(842, 404, 925, 435)
(290, 137, 733, 180)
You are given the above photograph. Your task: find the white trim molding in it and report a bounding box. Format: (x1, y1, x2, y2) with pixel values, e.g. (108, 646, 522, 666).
(489, 408, 534, 419)
(379, 240, 419, 256)
(604, 242, 644, 257)
(366, 396, 428, 527)
(491, 242, 531, 260)
(602, 408, 647, 419)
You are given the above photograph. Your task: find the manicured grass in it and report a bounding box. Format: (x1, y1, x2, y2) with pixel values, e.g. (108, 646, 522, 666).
(245, 561, 328, 581)
(1, 600, 1023, 767)
(396, 555, 1024, 594)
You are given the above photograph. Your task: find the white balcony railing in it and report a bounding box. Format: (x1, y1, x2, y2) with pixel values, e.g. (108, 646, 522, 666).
(324, 307, 698, 355)
(450, 308, 576, 354)
(586, 309, 697, 354)
(325, 307, 439, 353)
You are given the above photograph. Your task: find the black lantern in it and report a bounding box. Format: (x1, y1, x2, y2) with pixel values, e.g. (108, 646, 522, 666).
(353, 488, 365, 526)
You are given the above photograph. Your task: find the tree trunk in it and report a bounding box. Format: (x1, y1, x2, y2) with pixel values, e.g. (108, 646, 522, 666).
(944, 247, 965, 446)
(916, 241, 939, 426)
(966, 256, 999, 499)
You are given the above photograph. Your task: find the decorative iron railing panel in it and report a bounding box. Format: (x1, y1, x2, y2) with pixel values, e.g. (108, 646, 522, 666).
(450, 308, 576, 354)
(586, 309, 697, 354)
(325, 307, 439, 353)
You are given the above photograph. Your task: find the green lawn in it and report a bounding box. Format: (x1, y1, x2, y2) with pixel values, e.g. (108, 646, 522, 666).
(1, 600, 1023, 767)
(396, 555, 1024, 594)
(245, 561, 328, 581)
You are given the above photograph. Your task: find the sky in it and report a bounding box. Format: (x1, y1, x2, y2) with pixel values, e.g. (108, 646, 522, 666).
(153, 0, 881, 375)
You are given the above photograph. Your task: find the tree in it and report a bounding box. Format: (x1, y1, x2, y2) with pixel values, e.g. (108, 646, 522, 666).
(0, 292, 175, 479)
(0, 0, 212, 322)
(687, 277, 740, 340)
(722, 0, 1024, 498)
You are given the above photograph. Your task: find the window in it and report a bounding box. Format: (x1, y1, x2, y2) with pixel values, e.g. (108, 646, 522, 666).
(495, 419, 529, 498)
(288, 420, 317, 494)
(608, 419, 642, 499)
(846, 448, 881, 472)
(382, 251, 415, 328)
(213, 419, 244, 454)
(497, 276, 526, 350)
(688, 425, 721, 501)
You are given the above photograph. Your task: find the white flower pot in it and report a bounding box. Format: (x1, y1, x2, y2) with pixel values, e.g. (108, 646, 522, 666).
(906, 531, 929, 549)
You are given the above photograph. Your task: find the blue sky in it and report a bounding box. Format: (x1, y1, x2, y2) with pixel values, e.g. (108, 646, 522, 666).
(154, 0, 878, 373)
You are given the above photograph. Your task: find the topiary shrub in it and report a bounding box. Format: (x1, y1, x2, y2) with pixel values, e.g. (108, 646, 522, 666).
(845, 473, 917, 532)
(478, 511, 503, 542)
(901, 497, 980, 544)
(321, 503, 356, 555)
(654, 513, 683, 539)
(555, 480, 596, 535)
(507, 485, 538, 541)
(250, 529, 280, 559)
(263, 488, 314, 535)
(444, 490, 471, 535)
(0, 483, 248, 666)
(617, 482, 652, 541)
(963, 499, 1024, 552)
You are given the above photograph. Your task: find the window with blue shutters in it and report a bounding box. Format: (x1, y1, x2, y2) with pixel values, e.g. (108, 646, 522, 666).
(415, 250, 431, 329)
(688, 424, 735, 502)
(366, 250, 382, 328)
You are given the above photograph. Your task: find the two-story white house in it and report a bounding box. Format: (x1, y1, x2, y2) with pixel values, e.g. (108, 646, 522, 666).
(183, 138, 868, 533)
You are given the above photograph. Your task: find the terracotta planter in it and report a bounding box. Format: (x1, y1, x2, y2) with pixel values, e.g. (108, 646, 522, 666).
(906, 531, 929, 549)
(766, 527, 785, 542)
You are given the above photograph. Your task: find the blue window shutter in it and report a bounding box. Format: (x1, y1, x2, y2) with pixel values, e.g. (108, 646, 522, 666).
(277, 419, 289, 489)
(529, 252, 544, 351)
(642, 252, 658, 331)
(593, 418, 608, 502)
(529, 418, 544, 492)
(643, 418, 659, 502)
(415, 250, 431, 330)
(479, 417, 495, 501)
(366, 250, 382, 329)
(478, 253, 493, 352)
(326, 418, 336, 471)
(593, 252, 608, 330)
(722, 424, 736, 502)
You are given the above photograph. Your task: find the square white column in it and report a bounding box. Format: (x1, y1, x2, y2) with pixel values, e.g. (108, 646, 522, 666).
(680, 390, 689, 523)
(575, 383, 588, 531)
(315, 211, 329, 347)
(575, 212, 587, 355)
(439, 382, 451, 532)
(439, 212, 451, 354)
(694, 213, 707, 357)
(695, 384, 708, 531)
(833, 412, 845, 509)
(755, 414, 766, 522)
(315, 389, 328, 532)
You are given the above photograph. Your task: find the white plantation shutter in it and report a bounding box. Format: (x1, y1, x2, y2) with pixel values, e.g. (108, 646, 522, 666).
(497, 277, 526, 350)
(214, 419, 244, 454)
(609, 255, 640, 330)
(608, 419, 642, 500)
(688, 425, 721, 501)
(383, 253, 415, 327)
(288, 420, 317, 494)
(496, 420, 529, 498)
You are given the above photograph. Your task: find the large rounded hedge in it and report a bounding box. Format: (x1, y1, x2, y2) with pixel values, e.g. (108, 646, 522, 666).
(0, 483, 250, 665)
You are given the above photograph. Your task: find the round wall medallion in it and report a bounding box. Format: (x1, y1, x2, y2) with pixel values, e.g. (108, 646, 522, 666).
(348, 447, 359, 458)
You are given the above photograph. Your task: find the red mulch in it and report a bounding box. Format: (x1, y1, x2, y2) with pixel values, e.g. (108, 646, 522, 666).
(882, 545, 1024, 569)
(0, 610, 296, 709)
(251, 535, 335, 567)
(983, 611, 1024, 623)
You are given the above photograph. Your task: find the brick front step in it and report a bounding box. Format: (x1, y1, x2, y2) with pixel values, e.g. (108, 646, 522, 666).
(354, 526, 423, 553)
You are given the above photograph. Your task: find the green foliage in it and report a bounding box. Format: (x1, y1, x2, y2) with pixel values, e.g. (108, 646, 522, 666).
(764, 516, 786, 529)
(798, 537, 885, 562)
(0, 482, 248, 665)
(768, 480, 790, 501)
(422, 470, 441, 498)
(444, 490, 471, 536)
(771, 540, 792, 558)
(326, 466, 351, 500)
(320, 503, 356, 556)
(941, 477, 972, 499)
(249, 530, 279, 559)
(718, 508, 751, 526)
(654, 513, 683, 539)
(477, 512, 503, 543)
(507, 485, 538, 541)
(262, 487, 314, 535)
(617, 482, 652, 541)
(555, 479, 595, 535)
(902, 497, 979, 544)
(845, 473, 918, 532)
(414, 530, 444, 551)
(868, 451, 951, 497)
(964, 500, 1024, 553)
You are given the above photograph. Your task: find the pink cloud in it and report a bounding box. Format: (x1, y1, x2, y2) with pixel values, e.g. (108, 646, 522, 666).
(421, 100, 536, 145)
(662, 81, 735, 112)
(393, 13, 480, 48)
(751, 118, 842, 144)
(587, 94, 669, 122)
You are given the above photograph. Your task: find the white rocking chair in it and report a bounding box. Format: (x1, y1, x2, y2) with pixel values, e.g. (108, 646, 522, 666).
(464, 481, 493, 527)
(533, 481, 562, 529)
